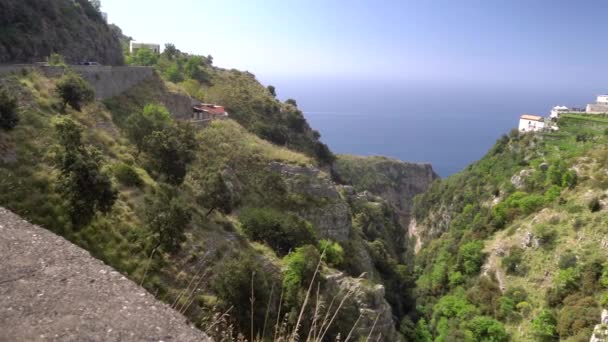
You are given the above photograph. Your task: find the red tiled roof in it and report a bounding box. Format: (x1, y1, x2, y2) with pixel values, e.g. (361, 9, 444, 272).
(193, 104, 226, 115)
(520, 114, 543, 121)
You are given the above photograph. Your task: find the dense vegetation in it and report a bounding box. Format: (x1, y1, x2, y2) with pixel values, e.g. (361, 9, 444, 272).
(411, 114, 608, 340)
(0, 0, 123, 64)
(124, 42, 335, 165)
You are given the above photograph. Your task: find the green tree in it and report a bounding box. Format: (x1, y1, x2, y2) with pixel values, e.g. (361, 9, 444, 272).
(458, 240, 485, 275)
(54, 118, 117, 227)
(124, 103, 172, 154)
(164, 63, 182, 83)
(464, 316, 509, 342)
(413, 318, 433, 342)
(184, 56, 207, 82)
(0, 87, 18, 130)
(145, 191, 191, 252)
(240, 207, 317, 256)
(531, 309, 558, 341)
(282, 245, 320, 305)
(163, 43, 178, 60)
(143, 122, 196, 185)
(196, 172, 233, 216)
(47, 53, 66, 66)
(130, 48, 158, 66)
(56, 73, 95, 111)
(319, 240, 344, 267)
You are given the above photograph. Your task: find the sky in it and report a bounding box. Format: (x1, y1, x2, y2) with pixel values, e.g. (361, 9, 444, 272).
(101, 0, 608, 88)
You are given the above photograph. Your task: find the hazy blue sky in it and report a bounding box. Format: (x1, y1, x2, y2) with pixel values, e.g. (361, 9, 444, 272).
(101, 0, 608, 86)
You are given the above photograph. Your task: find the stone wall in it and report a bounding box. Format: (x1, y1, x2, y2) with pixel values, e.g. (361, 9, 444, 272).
(0, 65, 155, 100)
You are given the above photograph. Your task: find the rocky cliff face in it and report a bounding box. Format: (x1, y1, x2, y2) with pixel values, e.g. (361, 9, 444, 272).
(333, 155, 438, 227)
(0, 0, 124, 65)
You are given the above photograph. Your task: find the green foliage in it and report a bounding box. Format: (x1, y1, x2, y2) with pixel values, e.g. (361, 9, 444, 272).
(531, 309, 558, 341)
(458, 240, 485, 275)
(212, 253, 272, 336)
(128, 48, 158, 66)
(319, 239, 344, 267)
(240, 207, 317, 256)
(558, 252, 578, 270)
(413, 318, 433, 342)
(143, 122, 196, 185)
(145, 190, 191, 252)
(282, 245, 320, 305)
(163, 43, 178, 60)
(556, 295, 598, 338)
(47, 53, 66, 66)
(267, 85, 276, 97)
(56, 73, 95, 111)
(164, 63, 182, 83)
(113, 163, 142, 187)
(53, 117, 117, 228)
(124, 103, 172, 153)
(432, 290, 478, 322)
(464, 316, 509, 342)
(0, 87, 18, 130)
(195, 172, 233, 216)
(502, 246, 526, 275)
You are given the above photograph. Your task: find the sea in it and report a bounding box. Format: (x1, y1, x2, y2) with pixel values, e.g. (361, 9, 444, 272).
(265, 78, 603, 177)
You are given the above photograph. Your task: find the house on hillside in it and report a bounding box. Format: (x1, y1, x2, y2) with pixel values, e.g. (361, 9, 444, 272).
(550, 105, 569, 119)
(192, 104, 229, 122)
(129, 41, 160, 54)
(519, 114, 545, 132)
(586, 95, 608, 114)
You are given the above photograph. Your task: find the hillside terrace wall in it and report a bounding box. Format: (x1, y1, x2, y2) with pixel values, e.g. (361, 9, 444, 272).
(0, 65, 154, 100)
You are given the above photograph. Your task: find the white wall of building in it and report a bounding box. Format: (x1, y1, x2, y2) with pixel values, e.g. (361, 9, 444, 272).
(597, 95, 608, 104)
(129, 42, 161, 54)
(519, 119, 545, 132)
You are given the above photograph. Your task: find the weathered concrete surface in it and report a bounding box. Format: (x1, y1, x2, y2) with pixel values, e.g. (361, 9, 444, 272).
(0, 207, 211, 342)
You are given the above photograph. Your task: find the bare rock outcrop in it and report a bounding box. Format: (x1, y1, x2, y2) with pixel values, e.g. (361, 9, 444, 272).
(0, 207, 210, 342)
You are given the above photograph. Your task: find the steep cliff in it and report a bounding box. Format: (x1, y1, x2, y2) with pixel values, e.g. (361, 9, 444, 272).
(0, 0, 124, 65)
(334, 155, 438, 225)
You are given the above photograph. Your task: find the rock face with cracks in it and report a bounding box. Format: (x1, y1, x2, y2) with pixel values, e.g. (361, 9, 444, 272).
(0, 207, 210, 342)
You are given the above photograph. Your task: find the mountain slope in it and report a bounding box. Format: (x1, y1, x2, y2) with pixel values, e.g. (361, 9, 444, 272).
(411, 114, 608, 340)
(0, 0, 123, 65)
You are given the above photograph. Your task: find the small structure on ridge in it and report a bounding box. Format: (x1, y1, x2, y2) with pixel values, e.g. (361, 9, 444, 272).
(519, 114, 545, 132)
(586, 95, 608, 114)
(129, 41, 160, 54)
(192, 104, 229, 122)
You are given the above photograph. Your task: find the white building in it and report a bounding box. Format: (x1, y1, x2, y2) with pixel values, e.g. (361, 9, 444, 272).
(597, 95, 608, 104)
(519, 114, 545, 132)
(129, 41, 160, 54)
(550, 105, 569, 119)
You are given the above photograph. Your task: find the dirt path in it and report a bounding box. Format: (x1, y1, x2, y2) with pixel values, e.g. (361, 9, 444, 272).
(0, 207, 211, 342)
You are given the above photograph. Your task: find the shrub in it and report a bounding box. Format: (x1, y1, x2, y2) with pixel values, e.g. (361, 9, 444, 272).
(195, 172, 233, 216)
(125, 103, 172, 153)
(282, 245, 320, 305)
(558, 252, 578, 270)
(464, 316, 509, 342)
(502, 246, 526, 275)
(145, 191, 191, 252)
(53, 118, 117, 228)
(589, 197, 601, 212)
(56, 73, 95, 111)
(113, 163, 142, 187)
(556, 295, 598, 338)
(458, 240, 485, 275)
(47, 53, 66, 66)
(531, 309, 558, 341)
(319, 239, 344, 267)
(143, 122, 196, 185)
(240, 207, 317, 256)
(0, 88, 18, 130)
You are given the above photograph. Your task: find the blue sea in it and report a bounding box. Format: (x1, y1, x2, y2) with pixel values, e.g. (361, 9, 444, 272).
(265, 78, 602, 177)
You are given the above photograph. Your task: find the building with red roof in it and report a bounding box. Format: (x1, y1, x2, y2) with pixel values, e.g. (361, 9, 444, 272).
(192, 104, 229, 122)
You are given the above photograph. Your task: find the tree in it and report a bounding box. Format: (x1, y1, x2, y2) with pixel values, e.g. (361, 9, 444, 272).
(267, 85, 276, 97)
(124, 104, 172, 153)
(163, 43, 178, 60)
(413, 318, 433, 342)
(130, 48, 158, 66)
(56, 73, 95, 111)
(196, 172, 233, 216)
(240, 207, 317, 256)
(285, 98, 298, 107)
(282, 245, 320, 305)
(458, 240, 485, 275)
(464, 316, 509, 342)
(143, 122, 196, 184)
(184, 56, 208, 82)
(0, 87, 18, 130)
(164, 63, 182, 83)
(531, 309, 558, 341)
(54, 118, 117, 228)
(145, 191, 191, 252)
